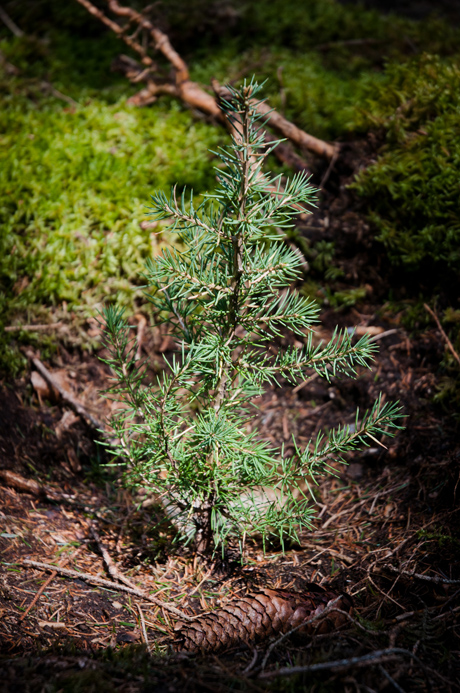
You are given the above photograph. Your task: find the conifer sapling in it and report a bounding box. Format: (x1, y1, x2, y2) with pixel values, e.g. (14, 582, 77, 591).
(102, 80, 403, 556)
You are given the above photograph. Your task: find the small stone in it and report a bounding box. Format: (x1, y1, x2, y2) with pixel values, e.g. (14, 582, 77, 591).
(347, 463, 363, 480)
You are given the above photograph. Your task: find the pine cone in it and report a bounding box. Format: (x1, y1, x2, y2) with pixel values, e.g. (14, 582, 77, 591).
(174, 585, 352, 653)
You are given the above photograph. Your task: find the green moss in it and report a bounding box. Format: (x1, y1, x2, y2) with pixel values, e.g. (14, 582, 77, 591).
(352, 55, 460, 270)
(0, 87, 222, 319)
(417, 529, 460, 548)
(191, 46, 384, 142)
(0, 33, 224, 373)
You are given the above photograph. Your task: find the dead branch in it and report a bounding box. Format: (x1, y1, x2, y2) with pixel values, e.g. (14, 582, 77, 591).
(75, 0, 156, 69)
(0, 470, 47, 498)
(255, 100, 337, 159)
(263, 131, 311, 173)
(21, 558, 194, 622)
(25, 349, 106, 433)
(210, 78, 312, 175)
(424, 303, 460, 368)
(4, 322, 63, 332)
(116, 54, 312, 179)
(0, 4, 23, 37)
(74, 0, 336, 161)
(257, 647, 426, 680)
(107, 0, 188, 83)
(0, 469, 66, 502)
(383, 564, 460, 586)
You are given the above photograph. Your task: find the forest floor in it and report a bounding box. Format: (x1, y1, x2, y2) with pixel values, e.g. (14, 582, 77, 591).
(1, 139, 459, 692)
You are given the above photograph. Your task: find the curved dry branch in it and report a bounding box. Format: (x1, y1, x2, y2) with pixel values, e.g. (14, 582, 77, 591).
(75, 0, 337, 161)
(255, 100, 337, 159)
(76, 0, 155, 68)
(107, 0, 189, 83)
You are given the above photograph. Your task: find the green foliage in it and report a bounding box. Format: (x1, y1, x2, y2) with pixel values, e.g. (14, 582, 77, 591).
(102, 81, 403, 555)
(2, 0, 460, 331)
(0, 81, 221, 319)
(352, 55, 460, 270)
(328, 286, 368, 310)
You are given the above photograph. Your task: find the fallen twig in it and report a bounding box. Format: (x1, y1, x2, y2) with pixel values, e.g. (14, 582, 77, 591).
(19, 570, 57, 622)
(367, 562, 406, 611)
(21, 559, 194, 622)
(0, 470, 75, 505)
(320, 146, 339, 188)
(19, 548, 84, 622)
(292, 372, 320, 394)
(75, 0, 157, 69)
(40, 81, 79, 108)
(241, 648, 259, 676)
(378, 664, 406, 693)
(137, 603, 151, 652)
(25, 350, 106, 433)
(0, 4, 23, 37)
(4, 322, 63, 332)
(369, 328, 399, 342)
(0, 470, 48, 498)
(90, 524, 142, 591)
(383, 564, 460, 585)
(300, 541, 354, 564)
(263, 130, 311, 173)
(257, 647, 426, 679)
(424, 303, 460, 368)
(253, 100, 337, 160)
(321, 482, 409, 529)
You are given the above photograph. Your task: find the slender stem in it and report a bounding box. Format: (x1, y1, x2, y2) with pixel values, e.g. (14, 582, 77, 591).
(192, 90, 257, 551)
(213, 89, 254, 415)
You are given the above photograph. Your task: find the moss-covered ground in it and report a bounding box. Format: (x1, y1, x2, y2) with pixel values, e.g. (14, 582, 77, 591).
(1, 1, 460, 368)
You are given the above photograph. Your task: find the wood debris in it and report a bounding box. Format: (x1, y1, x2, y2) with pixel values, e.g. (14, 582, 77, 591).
(75, 0, 336, 161)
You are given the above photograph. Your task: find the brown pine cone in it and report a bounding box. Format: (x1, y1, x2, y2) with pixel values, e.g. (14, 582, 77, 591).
(174, 584, 352, 653)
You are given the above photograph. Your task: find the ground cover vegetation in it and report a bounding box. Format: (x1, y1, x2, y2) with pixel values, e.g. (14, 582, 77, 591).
(1, 0, 460, 373)
(0, 1, 459, 690)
